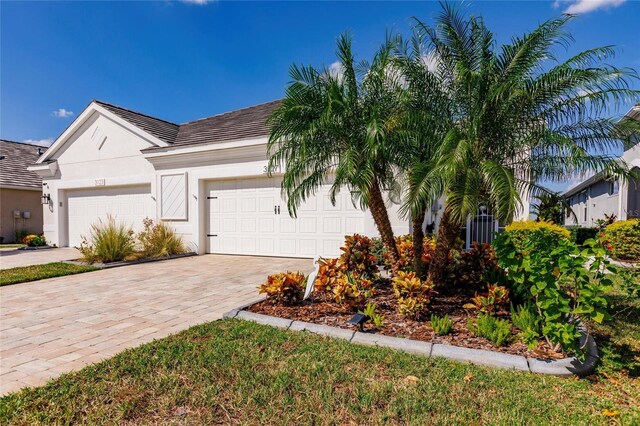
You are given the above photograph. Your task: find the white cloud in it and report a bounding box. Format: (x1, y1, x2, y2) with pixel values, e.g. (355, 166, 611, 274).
(23, 138, 54, 147)
(555, 0, 626, 14)
(179, 0, 213, 4)
(328, 61, 345, 79)
(52, 108, 73, 118)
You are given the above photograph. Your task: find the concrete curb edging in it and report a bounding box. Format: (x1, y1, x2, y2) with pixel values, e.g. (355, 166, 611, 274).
(223, 308, 598, 376)
(63, 252, 197, 269)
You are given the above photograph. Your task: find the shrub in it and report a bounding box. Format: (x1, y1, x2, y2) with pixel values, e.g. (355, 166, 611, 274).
(467, 313, 512, 346)
(510, 303, 542, 349)
(454, 242, 501, 289)
(600, 219, 640, 260)
(333, 273, 374, 310)
(313, 257, 344, 294)
(430, 314, 454, 336)
(384, 234, 436, 272)
(493, 232, 615, 355)
(464, 284, 510, 314)
(362, 302, 385, 328)
(567, 226, 599, 246)
(22, 234, 46, 247)
(392, 271, 433, 318)
(137, 218, 186, 258)
(504, 220, 570, 250)
(339, 234, 379, 277)
(78, 215, 135, 263)
(258, 272, 306, 306)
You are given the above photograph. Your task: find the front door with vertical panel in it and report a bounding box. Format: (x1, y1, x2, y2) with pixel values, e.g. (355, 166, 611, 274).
(205, 177, 365, 258)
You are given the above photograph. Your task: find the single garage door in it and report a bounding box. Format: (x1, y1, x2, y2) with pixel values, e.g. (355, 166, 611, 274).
(66, 185, 154, 247)
(206, 177, 366, 258)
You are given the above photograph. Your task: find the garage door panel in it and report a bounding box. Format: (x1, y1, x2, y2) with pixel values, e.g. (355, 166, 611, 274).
(206, 177, 366, 258)
(67, 185, 153, 248)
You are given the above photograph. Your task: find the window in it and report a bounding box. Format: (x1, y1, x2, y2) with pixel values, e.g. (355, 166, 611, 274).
(609, 179, 619, 195)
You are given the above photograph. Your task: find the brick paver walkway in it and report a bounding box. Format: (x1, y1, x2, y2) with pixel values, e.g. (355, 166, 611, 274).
(0, 247, 81, 269)
(0, 254, 312, 395)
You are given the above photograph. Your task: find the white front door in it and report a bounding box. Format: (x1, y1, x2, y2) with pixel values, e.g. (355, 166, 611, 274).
(205, 177, 365, 258)
(66, 185, 154, 247)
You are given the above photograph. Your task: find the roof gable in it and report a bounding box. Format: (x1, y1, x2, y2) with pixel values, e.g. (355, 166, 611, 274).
(94, 101, 179, 145)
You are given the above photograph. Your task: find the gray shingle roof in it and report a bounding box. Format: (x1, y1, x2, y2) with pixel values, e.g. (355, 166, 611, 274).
(0, 140, 43, 189)
(94, 100, 180, 145)
(92, 99, 281, 151)
(173, 100, 281, 147)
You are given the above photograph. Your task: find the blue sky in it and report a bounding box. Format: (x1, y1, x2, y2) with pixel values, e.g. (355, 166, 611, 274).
(2, 0, 639, 191)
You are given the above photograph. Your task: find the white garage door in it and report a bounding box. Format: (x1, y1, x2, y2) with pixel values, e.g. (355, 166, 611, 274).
(206, 177, 366, 258)
(66, 185, 154, 247)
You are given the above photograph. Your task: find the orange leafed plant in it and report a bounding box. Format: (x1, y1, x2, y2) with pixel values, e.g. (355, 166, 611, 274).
(464, 284, 510, 314)
(339, 234, 379, 277)
(332, 273, 374, 310)
(392, 271, 434, 318)
(313, 257, 344, 293)
(258, 272, 307, 306)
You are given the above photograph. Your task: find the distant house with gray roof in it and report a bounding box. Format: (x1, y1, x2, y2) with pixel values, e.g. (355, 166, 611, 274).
(0, 140, 44, 243)
(563, 105, 640, 226)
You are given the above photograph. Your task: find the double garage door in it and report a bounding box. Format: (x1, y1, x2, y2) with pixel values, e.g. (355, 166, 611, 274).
(66, 185, 154, 247)
(206, 177, 366, 258)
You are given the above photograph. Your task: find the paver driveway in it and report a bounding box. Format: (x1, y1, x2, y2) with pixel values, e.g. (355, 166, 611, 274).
(0, 247, 81, 269)
(0, 254, 312, 395)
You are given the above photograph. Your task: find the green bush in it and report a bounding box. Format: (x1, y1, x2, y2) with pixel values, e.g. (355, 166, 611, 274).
(78, 215, 135, 263)
(600, 219, 640, 260)
(467, 313, 512, 346)
(504, 220, 570, 250)
(493, 232, 615, 356)
(430, 314, 454, 336)
(567, 226, 599, 246)
(137, 218, 186, 258)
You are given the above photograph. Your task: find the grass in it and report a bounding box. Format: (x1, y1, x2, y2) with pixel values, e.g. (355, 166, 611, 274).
(0, 244, 25, 249)
(1, 275, 638, 425)
(0, 262, 99, 286)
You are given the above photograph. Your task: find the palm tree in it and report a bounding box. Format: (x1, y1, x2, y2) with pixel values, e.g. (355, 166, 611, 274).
(531, 191, 577, 224)
(403, 4, 639, 286)
(267, 34, 407, 266)
(394, 35, 453, 277)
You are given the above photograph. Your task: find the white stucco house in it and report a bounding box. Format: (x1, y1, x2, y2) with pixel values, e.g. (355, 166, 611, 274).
(29, 99, 528, 258)
(563, 104, 640, 226)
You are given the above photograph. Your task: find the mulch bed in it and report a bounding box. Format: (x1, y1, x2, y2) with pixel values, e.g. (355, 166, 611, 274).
(248, 280, 564, 360)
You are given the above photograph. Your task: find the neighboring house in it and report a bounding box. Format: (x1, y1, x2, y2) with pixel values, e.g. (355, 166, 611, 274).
(0, 140, 44, 243)
(29, 100, 528, 257)
(563, 104, 640, 226)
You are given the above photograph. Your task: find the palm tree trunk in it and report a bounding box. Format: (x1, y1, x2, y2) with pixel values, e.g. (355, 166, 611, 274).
(412, 209, 426, 278)
(368, 179, 400, 269)
(427, 207, 462, 287)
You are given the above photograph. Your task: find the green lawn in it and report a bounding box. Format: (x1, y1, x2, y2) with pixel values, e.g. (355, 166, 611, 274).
(0, 262, 99, 286)
(1, 274, 638, 425)
(0, 244, 26, 249)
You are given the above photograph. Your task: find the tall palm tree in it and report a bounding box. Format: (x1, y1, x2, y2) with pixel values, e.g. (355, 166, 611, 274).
(394, 35, 453, 277)
(531, 191, 577, 224)
(267, 34, 407, 266)
(403, 4, 639, 286)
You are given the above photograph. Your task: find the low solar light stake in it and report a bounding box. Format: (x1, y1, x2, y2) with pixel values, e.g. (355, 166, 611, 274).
(347, 313, 369, 332)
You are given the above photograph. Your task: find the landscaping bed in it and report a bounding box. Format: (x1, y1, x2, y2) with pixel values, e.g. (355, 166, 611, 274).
(248, 285, 561, 359)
